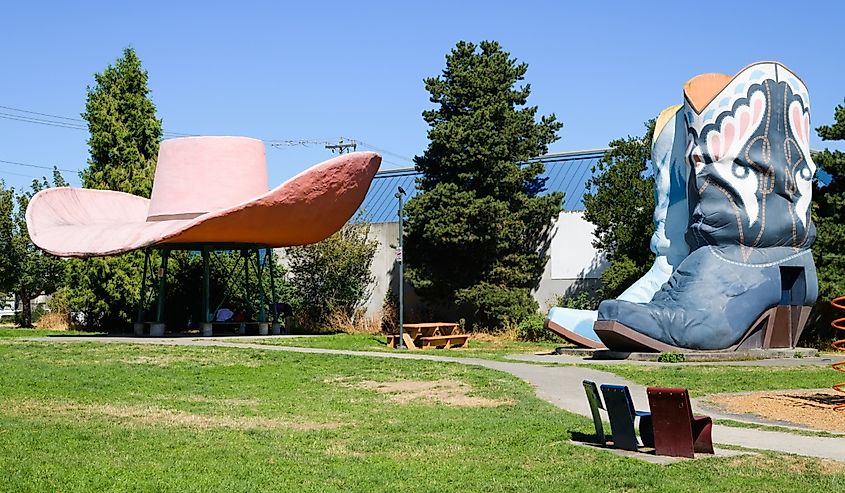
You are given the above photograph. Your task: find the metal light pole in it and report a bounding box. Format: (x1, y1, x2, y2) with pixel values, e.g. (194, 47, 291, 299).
(395, 186, 407, 350)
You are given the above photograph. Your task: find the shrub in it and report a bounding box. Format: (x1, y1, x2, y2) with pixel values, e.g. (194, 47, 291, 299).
(286, 220, 378, 332)
(553, 290, 599, 311)
(517, 312, 554, 342)
(455, 283, 538, 331)
(36, 312, 69, 330)
(657, 352, 685, 363)
(380, 288, 399, 334)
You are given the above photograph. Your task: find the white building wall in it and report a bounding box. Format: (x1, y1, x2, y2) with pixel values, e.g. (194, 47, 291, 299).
(532, 211, 607, 311)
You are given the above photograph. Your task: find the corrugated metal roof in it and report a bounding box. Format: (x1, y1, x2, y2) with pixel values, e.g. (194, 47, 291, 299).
(357, 149, 607, 223)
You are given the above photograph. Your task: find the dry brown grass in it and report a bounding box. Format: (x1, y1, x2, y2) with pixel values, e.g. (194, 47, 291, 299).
(4, 399, 341, 431)
(330, 377, 513, 407)
(466, 321, 522, 342)
(35, 312, 69, 330)
(326, 309, 382, 335)
(726, 453, 845, 474)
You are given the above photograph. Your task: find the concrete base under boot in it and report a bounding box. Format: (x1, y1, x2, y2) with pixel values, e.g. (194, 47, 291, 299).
(133, 323, 145, 337)
(555, 346, 818, 362)
(258, 323, 269, 336)
(201, 323, 213, 337)
(271, 323, 281, 335)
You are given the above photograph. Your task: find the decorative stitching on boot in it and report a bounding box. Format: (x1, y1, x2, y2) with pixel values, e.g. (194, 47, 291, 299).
(708, 246, 810, 267)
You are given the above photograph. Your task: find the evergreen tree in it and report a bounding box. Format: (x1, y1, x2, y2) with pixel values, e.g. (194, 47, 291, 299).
(405, 41, 562, 330)
(809, 98, 845, 341)
(582, 120, 655, 298)
(81, 47, 162, 197)
(64, 47, 161, 329)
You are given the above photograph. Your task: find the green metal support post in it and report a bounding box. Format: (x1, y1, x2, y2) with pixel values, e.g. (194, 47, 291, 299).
(202, 247, 210, 323)
(242, 249, 252, 320)
(155, 249, 170, 323)
(136, 249, 150, 324)
(267, 247, 278, 323)
(257, 249, 266, 323)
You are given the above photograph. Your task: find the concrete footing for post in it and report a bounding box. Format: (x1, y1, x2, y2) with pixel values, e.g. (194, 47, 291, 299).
(271, 322, 281, 335)
(258, 323, 269, 336)
(133, 323, 145, 337)
(238, 322, 246, 335)
(149, 323, 166, 337)
(201, 323, 213, 337)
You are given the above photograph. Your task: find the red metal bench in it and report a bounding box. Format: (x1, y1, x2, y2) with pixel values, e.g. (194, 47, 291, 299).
(646, 387, 714, 458)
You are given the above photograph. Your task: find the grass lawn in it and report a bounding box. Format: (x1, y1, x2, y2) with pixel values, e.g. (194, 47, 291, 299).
(0, 339, 843, 491)
(588, 363, 839, 397)
(243, 332, 560, 361)
(0, 327, 105, 338)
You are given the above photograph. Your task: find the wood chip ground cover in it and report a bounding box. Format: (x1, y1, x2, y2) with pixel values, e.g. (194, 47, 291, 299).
(707, 389, 845, 433)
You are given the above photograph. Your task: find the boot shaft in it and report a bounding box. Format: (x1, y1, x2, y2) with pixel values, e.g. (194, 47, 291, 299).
(682, 62, 816, 254)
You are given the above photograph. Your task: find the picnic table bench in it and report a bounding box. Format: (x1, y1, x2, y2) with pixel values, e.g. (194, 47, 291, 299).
(386, 322, 469, 350)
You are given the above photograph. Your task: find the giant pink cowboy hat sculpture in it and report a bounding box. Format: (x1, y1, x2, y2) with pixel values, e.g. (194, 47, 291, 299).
(27, 136, 381, 257)
(26, 136, 381, 336)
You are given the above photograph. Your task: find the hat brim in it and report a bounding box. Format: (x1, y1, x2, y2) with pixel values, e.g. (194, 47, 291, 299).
(26, 152, 381, 257)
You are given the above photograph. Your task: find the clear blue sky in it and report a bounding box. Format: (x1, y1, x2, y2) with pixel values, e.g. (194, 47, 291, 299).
(1, 0, 842, 191)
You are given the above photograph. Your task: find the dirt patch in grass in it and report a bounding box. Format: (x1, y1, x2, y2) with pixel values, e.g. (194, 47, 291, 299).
(175, 395, 261, 407)
(4, 399, 340, 431)
(707, 389, 845, 433)
(333, 378, 513, 407)
(726, 453, 845, 474)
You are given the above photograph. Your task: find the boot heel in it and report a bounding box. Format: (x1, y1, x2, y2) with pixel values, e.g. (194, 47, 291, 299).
(733, 307, 778, 350)
(777, 266, 812, 348)
(734, 266, 813, 350)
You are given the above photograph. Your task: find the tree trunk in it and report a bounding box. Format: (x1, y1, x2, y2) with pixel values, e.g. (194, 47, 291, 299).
(19, 294, 32, 328)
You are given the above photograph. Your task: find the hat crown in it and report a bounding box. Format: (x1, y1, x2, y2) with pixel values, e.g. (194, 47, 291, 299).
(146, 137, 268, 221)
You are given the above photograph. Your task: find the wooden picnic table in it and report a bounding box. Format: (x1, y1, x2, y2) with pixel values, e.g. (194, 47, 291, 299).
(386, 322, 468, 350)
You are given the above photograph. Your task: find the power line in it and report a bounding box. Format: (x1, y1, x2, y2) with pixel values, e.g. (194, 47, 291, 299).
(349, 138, 414, 163)
(0, 158, 79, 174)
(0, 112, 87, 130)
(0, 104, 85, 122)
(0, 169, 46, 179)
(325, 139, 357, 154)
(0, 104, 416, 164)
(0, 103, 195, 138)
(267, 139, 332, 148)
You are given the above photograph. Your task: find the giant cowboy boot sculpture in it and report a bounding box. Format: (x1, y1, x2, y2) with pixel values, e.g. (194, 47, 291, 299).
(595, 62, 818, 351)
(545, 104, 689, 348)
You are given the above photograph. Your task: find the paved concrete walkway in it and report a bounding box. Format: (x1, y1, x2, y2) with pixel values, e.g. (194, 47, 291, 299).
(507, 352, 838, 367)
(30, 336, 845, 461)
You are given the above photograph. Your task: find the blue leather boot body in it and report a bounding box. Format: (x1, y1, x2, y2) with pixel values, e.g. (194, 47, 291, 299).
(595, 61, 818, 351)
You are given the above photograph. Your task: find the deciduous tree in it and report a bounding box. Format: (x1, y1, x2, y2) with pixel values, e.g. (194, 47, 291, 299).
(582, 121, 655, 298)
(285, 220, 378, 331)
(0, 171, 67, 326)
